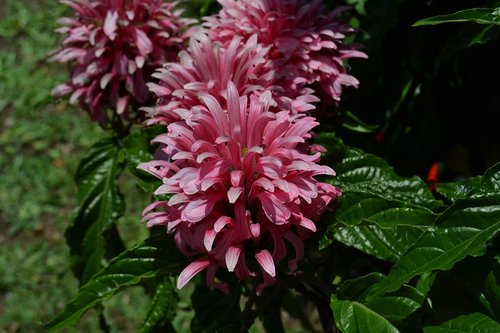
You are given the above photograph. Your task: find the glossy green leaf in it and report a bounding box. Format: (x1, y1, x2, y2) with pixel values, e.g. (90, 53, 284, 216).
(413, 8, 500, 26)
(364, 296, 421, 324)
(121, 127, 163, 180)
(338, 273, 426, 325)
(484, 268, 500, 321)
(326, 223, 427, 262)
(331, 295, 400, 333)
(415, 272, 437, 297)
(44, 234, 184, 332)
(319, 133, 441, 209)
(368, 194, 500, 298)
(191, 286, 242, 333)
(423, 312, 500, 332)
(336, 109, 378, 133)
(338, 273, 385, 301)
(65, 137, 124, 283)
(319, 134, 439, 260)
(436, 176, 482, 202)
(138, 278, 178, 333)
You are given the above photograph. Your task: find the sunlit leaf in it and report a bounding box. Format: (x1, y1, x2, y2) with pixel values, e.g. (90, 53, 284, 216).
(44, 234, 184, 332)
(331, 295, 400, 333)
(413, 8, 500, 26)
(65, 137, 124, 283)
(423, 312, 500, 332)
(368, 194, 500, 298)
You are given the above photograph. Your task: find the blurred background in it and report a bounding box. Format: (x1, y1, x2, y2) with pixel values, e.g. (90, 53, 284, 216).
(0, 0, 498, 332)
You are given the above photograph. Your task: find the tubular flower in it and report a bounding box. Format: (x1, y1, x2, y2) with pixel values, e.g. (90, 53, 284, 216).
(204, 0, 367, 103)
(49, 0, 195, 126)
(139, 82, 341, 293)
(144, 31, 319, 125)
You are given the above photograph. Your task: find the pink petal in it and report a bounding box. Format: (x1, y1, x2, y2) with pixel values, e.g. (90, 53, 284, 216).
(227, 187, 243, 204)
(214, 216, 232, 232)
(181, 193, 223, 222)
(51, 84, 73, 96)
(177, 260, 211, 289)
(258, 192, 291, 224)
(204, 229, 216, 251)
(100, 73, 113, 89)
(225, 246, 241, 272)
(116, 96, 128, 115)
(255, 250, 275, 277)
(103, 11, 118, 39)
(135, 28, 153, 55)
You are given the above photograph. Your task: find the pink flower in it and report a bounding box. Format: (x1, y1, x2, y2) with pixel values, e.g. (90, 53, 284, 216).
(139, 82, 340, 293)
(204, 0, 367, 103)
(49, 0, 195, 126)
(144, 31, 319, 125)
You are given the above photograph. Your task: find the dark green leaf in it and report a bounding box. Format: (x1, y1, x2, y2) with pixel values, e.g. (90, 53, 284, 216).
(338, 273, 426, 325)
(331, 295, 400, 333)
(121, 127, 162, 180)
(364, 295, 421, 324)
(138, 278, 178, 333)
(484, 269, 500, 321)
(482, 162, 500, 192)
(368, 194, 500, 298)
(44, 234, 184, 332)
(435, 24, 500, 69)
(326, 223, 427, 262)
(319, 133, 441, 209)
(338, 273, 386, 301)
(191, 286, 243, 333)
(413, 8, 500, 26)
(436, 177, 482, 202)
(319, 133, 440, 260)
(65, 137, 124, 283)
(415, 272, 437, 297)
(336, 109, 378, 133)
(423, 312, 500, 332)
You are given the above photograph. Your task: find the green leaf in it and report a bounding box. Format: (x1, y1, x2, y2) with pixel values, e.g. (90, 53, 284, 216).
(336, 109, 378, 133)
(436, 176, 482, 202)
(326, 223, 428, 262)
(44, 234, 184, 332)
(339, 273, 386, 301)
(121, 127, 163, 179)
(138, 278, 179, 333)
(338, 274, 427, 325)
(415, 272, 437, 297)
(65, 137, 125, 283)
(319, 133, 441, 209)
(413, 8, 500, 26)
(319, 133, 440, 260)
(364, 295, 421, 324)
(368, 194, 500, 298)
(423, 312, 500, 332)
(437, 163, 500, 201)
(482, 162, 500, 192)
(434, 24, 500, 69)
(191, 286, 242, 333)
(331, 295, 400, 333)
(484, 269, 500, 321)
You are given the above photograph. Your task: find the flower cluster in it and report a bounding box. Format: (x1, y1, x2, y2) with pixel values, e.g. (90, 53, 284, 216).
(138, 0, 364, 292)
(144, 31, 320, 125)
(140, 82, 341, 293)
(50, 0, 194, 127)
(204, 0, 367, 104)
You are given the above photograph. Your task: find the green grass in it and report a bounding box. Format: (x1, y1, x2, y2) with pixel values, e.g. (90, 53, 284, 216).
(0, 0, 150, 331)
